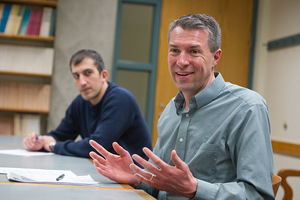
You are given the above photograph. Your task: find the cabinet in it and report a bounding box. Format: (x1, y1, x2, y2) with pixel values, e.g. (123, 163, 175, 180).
(0, 0, 57, 136)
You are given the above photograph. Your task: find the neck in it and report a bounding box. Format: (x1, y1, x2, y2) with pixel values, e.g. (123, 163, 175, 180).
(184, 99, 189, 111)
(90, 81, 108, 105)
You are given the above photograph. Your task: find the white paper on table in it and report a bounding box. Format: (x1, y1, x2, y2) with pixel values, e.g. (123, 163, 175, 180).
(0, 167, 99, 187)
(0, 149, 54, 156)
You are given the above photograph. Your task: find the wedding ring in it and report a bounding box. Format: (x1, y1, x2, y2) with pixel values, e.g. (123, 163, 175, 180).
(149, 174, 154, 181)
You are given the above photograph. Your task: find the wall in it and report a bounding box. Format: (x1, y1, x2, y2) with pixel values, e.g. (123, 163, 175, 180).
(253, 0, 300, 199)
(47, 0, 118, 131)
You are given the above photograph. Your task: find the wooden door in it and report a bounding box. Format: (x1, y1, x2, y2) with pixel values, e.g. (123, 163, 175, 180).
(152, 0, 254, 145)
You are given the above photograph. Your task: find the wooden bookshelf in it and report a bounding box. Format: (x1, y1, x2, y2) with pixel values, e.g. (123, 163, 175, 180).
(0, 0, 57, 135)
(0, 81, 51, 113)
(0, 33, 54, 42)
(0, 0, 57, 7)
(0, 70, 52, 77)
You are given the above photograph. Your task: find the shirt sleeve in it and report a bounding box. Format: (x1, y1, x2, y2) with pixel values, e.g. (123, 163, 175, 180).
(192, 104, 275, 200)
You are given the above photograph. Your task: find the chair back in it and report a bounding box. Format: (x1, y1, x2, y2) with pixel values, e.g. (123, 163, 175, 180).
(272, 174, 282, 197)
(277, 169, 300, 200)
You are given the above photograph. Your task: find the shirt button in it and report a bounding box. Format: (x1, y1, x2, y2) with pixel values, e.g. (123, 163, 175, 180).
(186, 114, 189, 117)
(179, 138, 183, 142)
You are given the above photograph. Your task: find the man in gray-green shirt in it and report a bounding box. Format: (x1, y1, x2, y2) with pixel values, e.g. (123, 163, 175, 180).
(89, 14, 274, 200)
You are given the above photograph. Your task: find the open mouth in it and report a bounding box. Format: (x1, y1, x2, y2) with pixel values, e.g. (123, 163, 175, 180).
(176, 72, 193, 76)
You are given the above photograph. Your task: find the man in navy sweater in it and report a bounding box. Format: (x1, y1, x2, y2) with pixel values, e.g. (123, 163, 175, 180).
(23, 49, 152, 160)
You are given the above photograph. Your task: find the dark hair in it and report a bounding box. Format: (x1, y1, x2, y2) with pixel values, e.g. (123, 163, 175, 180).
(69, 49, 105, 73)
(168, 14, 221, 53)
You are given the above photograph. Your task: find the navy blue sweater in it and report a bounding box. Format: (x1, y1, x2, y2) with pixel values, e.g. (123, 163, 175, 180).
(46, 82, 152, 160)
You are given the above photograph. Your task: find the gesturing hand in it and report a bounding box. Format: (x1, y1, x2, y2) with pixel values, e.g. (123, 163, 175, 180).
(130, 148, 198, 199)
(89, 140, 141, 187)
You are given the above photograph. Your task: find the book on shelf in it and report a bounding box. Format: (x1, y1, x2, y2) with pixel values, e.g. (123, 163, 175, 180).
(39, 7, 52, 37)
(4, 4, 25, 35)
(0, 3, 56, 37)
(0, 81, 51, 113)
(25, 8, 37, 35)
(0, 117, 14, 135)
(18, 8, 30, 35)
(0, 44, 54, 75)
(32, 8, 43, 35)
(4, 4, 20, 34)
(0, 4, 11, 32)
(49, 8, 56, 36)
(0, 3, 5, 24)
(14, 113, 41, 137)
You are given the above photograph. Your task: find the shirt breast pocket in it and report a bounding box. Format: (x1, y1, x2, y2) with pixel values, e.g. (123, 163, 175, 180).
(189, 143, 219, 182)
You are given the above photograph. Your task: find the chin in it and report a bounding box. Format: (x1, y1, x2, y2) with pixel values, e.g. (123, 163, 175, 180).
(80, 94, 91, 101)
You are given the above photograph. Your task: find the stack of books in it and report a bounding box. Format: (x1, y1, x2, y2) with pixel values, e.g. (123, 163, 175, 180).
(0, 3, 56, 37)
(0, 44, 54, 75)
(13, 114, 41, 136)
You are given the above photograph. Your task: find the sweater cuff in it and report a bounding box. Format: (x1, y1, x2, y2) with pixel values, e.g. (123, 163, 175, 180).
(53, 141, 63, 154)
(191, 179, 218, 200)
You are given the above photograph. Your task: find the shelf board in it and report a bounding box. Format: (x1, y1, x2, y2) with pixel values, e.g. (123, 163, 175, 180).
(0, 107, 49, 114)
(0, 33, 54, 42)
(0, 0, 57, 7)
(0, 70, 52, 78)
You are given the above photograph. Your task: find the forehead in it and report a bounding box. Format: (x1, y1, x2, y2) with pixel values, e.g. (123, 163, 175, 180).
(71, 57, 97, 72)
(169, 26, 209, 47)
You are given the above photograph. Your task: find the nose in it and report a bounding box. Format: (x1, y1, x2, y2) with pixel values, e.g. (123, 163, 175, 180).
(176, 51, 189, 68)
(78, 76, 87, 86)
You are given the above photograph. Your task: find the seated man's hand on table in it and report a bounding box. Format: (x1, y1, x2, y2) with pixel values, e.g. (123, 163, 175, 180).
(23, 132, 56, 152)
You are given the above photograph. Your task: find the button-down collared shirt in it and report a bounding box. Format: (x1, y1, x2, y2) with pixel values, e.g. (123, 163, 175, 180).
(140, 73, 274, 200)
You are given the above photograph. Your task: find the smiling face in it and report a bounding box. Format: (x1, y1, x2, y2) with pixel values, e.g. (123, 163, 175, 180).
(168, 26, 221, 101)
(71, 57, 108, 105)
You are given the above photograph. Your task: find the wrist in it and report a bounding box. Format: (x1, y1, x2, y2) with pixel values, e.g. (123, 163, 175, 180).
(49, 141, 56, 152)
(185, 178, 198, 199)
(130, 180, 142, 188)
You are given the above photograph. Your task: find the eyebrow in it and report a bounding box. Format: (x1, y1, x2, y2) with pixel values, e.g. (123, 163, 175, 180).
(169, 44, 203, 52)
(169, 44, 178, 48)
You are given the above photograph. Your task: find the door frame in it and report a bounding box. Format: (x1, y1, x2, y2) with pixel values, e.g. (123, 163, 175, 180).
(112, 0, 161, 135)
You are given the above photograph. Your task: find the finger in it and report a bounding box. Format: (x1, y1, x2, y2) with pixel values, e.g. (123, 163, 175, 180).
(92, 159, 117, 182)
(29, 132, 39, 143)
(132, 170, 159, 189)
(132, 154, 161, 175)
(89, 151, 106, 165)
(142, 147, 168, 170)
(171, 150, 186, 170)
(112, 142, 130, 157)
(93, 159, 108, 176)
(22, 137, 30, 149)
(130, 163, 154, 180)
(92, 156, 105, 169)
(89, 140, 110, 157)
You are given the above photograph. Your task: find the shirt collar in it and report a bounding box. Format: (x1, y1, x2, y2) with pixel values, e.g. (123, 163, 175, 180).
(174, 72, 226, 114)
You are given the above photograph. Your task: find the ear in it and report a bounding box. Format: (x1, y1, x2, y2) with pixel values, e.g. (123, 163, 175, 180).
(212, 49, 222, 67)
(101, 70, 108, 81)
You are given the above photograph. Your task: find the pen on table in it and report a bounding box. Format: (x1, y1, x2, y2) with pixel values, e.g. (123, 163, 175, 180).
(56, 174, 65, 181)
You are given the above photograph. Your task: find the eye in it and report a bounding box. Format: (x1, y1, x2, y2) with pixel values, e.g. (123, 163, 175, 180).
(189, 49, 202, 57)
(169, 48, 179, 55)
(83, 70, 92, 76)
(73, 74, 79, 79)
(190, 49, 200, 54)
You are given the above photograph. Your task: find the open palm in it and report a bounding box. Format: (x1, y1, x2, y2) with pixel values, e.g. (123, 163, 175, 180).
(89, 140, 140, 186)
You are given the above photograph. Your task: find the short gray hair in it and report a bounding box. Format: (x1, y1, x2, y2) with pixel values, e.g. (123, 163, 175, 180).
(168, 14, 221, 53)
